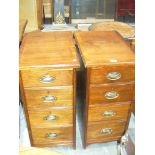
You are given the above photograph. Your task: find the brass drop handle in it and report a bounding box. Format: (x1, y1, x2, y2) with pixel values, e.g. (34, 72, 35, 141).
(102, 111, 116, 117)
(106, 72, 121, 80)
(100, 128, 113, 134)
(40, 75, 55, 83)
(46, 133, 58, 139)
(42, 95, 57, 102)
(43, 115, 58, 121)
(105, 91, 119, 99)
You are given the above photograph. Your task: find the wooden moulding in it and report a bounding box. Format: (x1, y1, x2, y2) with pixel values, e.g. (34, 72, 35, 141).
(83, 68, 90, 148)
(73, 69, 76, 149)
(19, 71, 34, 145)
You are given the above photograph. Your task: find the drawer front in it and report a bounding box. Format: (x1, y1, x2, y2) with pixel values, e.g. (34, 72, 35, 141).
(25, 87, 73, 108)
(31, 127, 73, 144)
(88, 102, 131, 122)
(89, 83, 134, 104)
(28, 108, 73, 127)
(90, 65, 134, 84)
(87, 121, 126, 143)
(21, 69, 73, 87)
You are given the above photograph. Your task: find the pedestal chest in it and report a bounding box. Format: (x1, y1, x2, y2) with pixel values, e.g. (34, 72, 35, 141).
(19, 31, 80, 148)
(74, 31, 135, 148)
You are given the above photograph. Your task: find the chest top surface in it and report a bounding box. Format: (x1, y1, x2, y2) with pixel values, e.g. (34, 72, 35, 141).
(19, 31, 80, 70)
(74, 31, 135, 68)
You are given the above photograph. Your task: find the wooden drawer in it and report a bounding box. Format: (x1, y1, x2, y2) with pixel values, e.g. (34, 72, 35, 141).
(21, 69, 73, 87)
(88, 102, 131, 122)
(31, 127, 73, 145)
(90, 65, 134, 84)
(87, 121, 126, 143)
(28, 108, 73, 127)
(24, 87, 73, 108)
(89, 83, 134, 104)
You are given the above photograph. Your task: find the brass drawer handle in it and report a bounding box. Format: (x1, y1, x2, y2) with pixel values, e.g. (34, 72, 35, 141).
(46, 133, 58, 139)
(107, 72, 121, 81)
(40, 75, 55, 83)
(105, 91, 119, 99)
(100, 128, 113, 134)
(42, 95, 57, 102)
(102, 111, 116, 117)
(43, 115, 58, 121)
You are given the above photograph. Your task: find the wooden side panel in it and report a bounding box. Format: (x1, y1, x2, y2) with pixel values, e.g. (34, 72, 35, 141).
(19, 71, 33, 145)
(83, 68, 90, 148)
(72, 69, 76, 149)
(36, 0, 43, 29)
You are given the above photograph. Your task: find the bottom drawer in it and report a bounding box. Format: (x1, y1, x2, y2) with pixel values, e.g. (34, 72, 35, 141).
(31, 126, 73, 146)
(87, 121, 126, 144)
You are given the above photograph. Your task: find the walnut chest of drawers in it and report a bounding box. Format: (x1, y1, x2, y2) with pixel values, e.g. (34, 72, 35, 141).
(75, 31, 135, 148)
(19, 31, 80, 148)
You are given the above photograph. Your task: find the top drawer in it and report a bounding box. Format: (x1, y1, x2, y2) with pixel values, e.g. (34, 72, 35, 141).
(90, 64, 134, 84)
(20, 69, 73, 87)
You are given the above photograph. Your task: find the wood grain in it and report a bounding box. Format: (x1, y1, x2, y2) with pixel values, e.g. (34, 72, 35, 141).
(89, 83, 134, 104)
(74, 31, 134, 68)
(21, 69, 73, 87)
(31, 127, 73, 145)
(90, 64, 135, 84)
(72, 69, 76, 149)
(87, 137, 121, 145)
(19, 31, 80, 69)
(89, 21, 135, 38)
(87, 121, 126, 143)
(83, 68, 91, 148)
(88, 102, 131, 122)
(19, 71, 33, 146)
(24, 87, 73, 108)
(28, 108, 73, 127)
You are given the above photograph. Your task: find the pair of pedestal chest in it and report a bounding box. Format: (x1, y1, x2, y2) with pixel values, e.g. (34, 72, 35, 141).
(20, 31, 135, 148)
